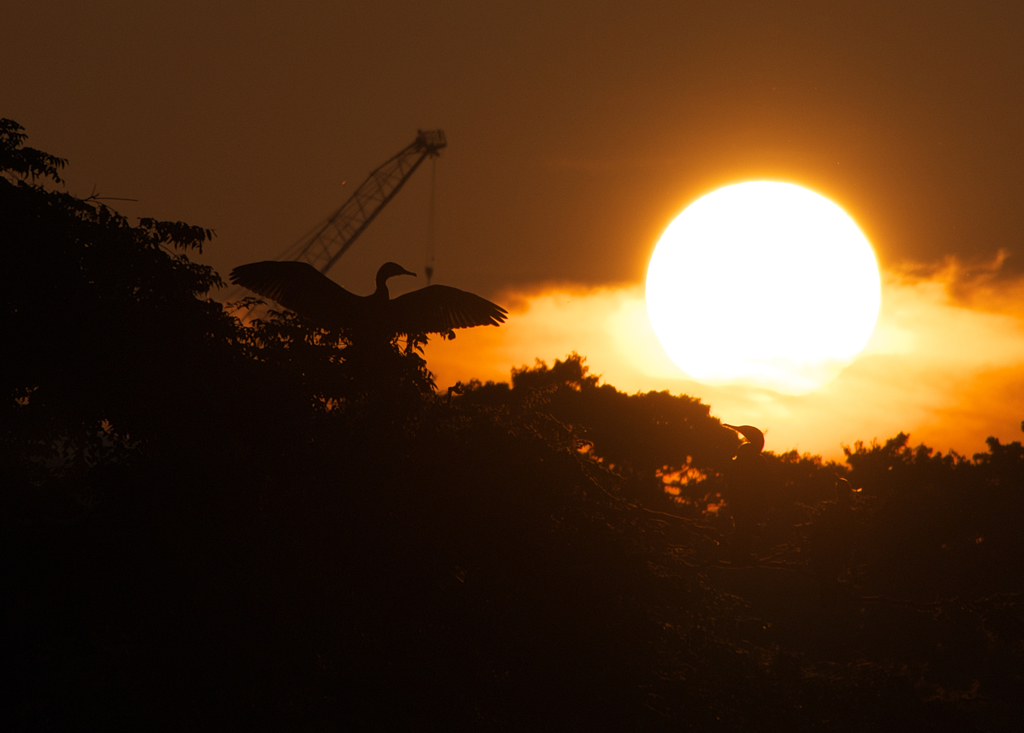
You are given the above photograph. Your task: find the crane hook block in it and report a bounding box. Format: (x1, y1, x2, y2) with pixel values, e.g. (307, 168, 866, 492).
(416, 130, 447, 155)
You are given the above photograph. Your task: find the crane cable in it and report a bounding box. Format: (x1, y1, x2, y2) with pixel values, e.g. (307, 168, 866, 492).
(425, 156, 437, 284)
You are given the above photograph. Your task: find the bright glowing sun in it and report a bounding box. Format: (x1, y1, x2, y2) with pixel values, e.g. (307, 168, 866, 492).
(646, 181, 881, 395)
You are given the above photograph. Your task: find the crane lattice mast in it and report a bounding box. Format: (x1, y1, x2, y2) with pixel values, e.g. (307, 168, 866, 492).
(281, 129, 446, 276)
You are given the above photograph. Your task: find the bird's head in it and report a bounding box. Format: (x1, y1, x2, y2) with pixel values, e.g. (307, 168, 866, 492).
(724, 423, 765, 453)
(835, 477, 861, 504)
(375, 262, 417, 291)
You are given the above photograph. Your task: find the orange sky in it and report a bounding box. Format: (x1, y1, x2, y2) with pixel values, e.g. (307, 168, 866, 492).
(5, 2, 1024, 460)
(424, 254, 1024, 461)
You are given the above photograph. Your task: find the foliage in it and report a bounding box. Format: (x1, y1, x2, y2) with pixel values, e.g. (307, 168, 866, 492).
(0, 118, 67, 182)
(4, 120, 1024, 730)
(459, 354, 740, 509)
(2, 117, 229, 454)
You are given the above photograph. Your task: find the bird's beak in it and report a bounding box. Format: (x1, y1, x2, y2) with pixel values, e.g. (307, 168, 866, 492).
(402, 267, 416, 277)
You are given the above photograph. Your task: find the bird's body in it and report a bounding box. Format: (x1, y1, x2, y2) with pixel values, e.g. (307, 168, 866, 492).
(230, 260, 507, 338)
(810, 478, 858, 609)
(723, 423, 769, 565)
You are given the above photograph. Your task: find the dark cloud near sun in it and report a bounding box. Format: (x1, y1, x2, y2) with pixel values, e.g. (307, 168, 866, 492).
(889, 250, 1024, 314)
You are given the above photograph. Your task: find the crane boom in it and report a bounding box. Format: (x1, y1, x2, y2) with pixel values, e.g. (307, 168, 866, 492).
(282, 129, 446, 275)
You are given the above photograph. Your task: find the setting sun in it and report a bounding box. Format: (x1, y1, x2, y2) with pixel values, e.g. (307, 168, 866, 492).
(646, 182, 881, 395)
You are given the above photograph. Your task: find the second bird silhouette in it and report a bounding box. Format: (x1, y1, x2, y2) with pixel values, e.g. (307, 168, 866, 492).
(230, 261, 508, 340)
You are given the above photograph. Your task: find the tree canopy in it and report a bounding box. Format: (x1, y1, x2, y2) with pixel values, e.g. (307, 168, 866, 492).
(3, 119, 1022, 731)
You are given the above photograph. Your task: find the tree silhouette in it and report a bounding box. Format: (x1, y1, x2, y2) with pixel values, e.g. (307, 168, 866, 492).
(4, 119, 1024, 731)
(459, 353, 739, 507)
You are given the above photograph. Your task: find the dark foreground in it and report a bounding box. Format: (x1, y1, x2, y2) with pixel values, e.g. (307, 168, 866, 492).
(4, 119, 1023, 730)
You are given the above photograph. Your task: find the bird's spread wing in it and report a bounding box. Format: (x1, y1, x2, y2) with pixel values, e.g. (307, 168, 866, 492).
(389, 285, 507, 335)
(229, 261, 360, 329)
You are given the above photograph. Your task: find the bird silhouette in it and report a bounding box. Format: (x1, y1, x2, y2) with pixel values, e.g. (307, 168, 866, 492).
(722, 423, 768, 565)
(811, 477, 859, 609)
(230, 261, 507, 339)
(723, 424, 765, 453)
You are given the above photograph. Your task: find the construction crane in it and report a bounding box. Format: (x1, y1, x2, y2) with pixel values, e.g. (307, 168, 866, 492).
(278, 129, 446, 278)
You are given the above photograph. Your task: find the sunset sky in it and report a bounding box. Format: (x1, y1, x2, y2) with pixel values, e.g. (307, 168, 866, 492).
(5, 1, 1024, 460)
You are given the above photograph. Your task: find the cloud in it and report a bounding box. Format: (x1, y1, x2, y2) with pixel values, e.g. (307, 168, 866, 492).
(423, 261, 1024, 461)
